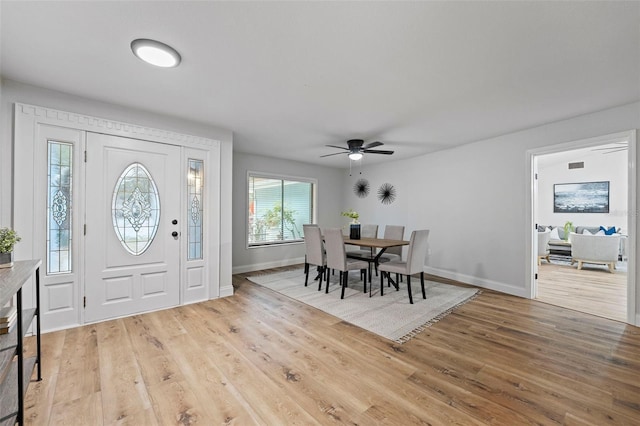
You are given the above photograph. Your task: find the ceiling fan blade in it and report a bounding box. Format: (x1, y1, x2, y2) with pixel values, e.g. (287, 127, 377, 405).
(320, 152, 348, 158)
(325, 145, 349, 150)
(362, 141, 383, 149)
(363, 149, 394, 155)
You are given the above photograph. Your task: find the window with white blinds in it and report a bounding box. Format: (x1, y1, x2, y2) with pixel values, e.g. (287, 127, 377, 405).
(247, 173, 316, 247)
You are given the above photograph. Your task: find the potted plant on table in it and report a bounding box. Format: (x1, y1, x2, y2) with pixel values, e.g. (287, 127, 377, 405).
(341, 209, 360, 223)
(341, 209, 361, 239)
(0, 227, 21, 268)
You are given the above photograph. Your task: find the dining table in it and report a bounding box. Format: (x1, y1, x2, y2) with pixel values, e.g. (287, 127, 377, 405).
(343, 236, 410, 294)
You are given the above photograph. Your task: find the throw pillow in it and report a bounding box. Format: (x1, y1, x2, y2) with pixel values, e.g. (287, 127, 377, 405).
(582, 229, 593, 235)
(595, 230, 605, 236)
(600, 226, 617, 235)
(549, 227, 560, 240)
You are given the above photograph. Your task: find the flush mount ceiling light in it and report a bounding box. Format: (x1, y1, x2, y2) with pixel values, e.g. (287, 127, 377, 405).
(131, 38, 181, 68)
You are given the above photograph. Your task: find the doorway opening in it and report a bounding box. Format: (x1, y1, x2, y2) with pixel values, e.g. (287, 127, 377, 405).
(530, 131, 636, 324)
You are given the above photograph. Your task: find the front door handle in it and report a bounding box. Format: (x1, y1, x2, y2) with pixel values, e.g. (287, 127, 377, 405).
(171, 231, 179, 238)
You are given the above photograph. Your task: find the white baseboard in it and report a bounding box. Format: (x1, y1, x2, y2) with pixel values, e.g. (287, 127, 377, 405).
(424, 266, 529, 298)
(219, 285, 234, 298)
(232, 257, 305, 275)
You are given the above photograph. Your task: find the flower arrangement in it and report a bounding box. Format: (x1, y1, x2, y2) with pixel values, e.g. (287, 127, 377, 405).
(0, 227, 21, 254)
(341, 209, 359, 223)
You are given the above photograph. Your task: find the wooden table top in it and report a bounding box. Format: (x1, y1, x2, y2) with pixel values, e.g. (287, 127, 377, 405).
(342, 237, 409, 248)
(0, 259, 41, 307)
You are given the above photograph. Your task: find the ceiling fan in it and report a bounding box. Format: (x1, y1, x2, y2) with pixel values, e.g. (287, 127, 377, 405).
(320, 139, 394, 160)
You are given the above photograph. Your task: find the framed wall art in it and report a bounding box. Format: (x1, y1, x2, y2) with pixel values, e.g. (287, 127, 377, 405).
(553, 181, 609, 213)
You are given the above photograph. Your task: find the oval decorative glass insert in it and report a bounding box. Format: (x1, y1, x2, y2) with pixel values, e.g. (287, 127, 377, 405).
(112, 163, 160, 255)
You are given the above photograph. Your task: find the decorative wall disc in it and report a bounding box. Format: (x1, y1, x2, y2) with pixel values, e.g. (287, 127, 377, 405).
(377, 183, 397, 205)
(354, 179, 370, 198)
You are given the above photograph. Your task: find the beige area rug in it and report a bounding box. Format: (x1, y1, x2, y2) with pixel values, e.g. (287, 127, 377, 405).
(247, 268, 480, 343)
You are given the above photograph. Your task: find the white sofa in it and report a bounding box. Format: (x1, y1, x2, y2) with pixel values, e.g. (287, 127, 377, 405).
(569, 232, 621, 273)
(538, 225, 625, 258)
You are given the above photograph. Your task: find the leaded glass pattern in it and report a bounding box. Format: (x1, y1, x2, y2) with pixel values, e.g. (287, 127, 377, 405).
(187, 159, 204, 260)
(112, 163, 160, 255)
(47, 141, 73, 274)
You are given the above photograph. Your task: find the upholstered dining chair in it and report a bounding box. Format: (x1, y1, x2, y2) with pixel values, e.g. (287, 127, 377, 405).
(303, 224, 326, 290)
(378, 225, 405, 262)
(324, 228, 370, 299)
(378, 225, 406, 284)
(537, 230, 551, 266)
(346, 224, 379, 257)
(378, 229, 430, 304)
(347, 224, 379, 280)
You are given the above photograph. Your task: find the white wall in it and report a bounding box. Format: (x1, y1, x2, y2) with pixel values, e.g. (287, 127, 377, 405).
(341, 102, 639, 303)
(537, 149, 628, 231)
(0, 78, 234, 291)
(232, 152, 344, 273)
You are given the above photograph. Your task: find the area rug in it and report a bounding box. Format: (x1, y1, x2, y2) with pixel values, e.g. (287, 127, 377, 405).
(247, 268, 480, 343)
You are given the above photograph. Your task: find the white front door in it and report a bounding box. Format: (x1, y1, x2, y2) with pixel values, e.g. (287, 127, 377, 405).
(85, 133, 181, 323)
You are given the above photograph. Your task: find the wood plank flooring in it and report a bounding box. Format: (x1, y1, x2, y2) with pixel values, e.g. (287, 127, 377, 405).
(21, 266, 640, 425)
(536, 260, 627, 322)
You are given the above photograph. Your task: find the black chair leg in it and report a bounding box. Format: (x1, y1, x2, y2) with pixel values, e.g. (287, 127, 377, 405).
(407, 275, 413, 304)
(380, 271, 385, 296)
(318, 266, 325, 291)
(304, 262, 309, 286)
(363, 269, 367, 294)
(420, 271, 426, 299)
(341, 271, 347, 299)
(325, 267, 331, 293)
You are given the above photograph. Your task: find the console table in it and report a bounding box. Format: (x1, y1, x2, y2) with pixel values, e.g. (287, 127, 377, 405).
(0, 260, 42, 426)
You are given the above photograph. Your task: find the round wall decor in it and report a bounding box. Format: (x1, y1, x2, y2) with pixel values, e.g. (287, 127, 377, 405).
(377, 183, 397, 205)
(354, 179, 370, 198)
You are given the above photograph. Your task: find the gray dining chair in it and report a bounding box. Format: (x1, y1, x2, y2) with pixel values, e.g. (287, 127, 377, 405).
(324, 228, 370, 298)
(378, 229, 430, 304)
(378, 225, 405, 284)
(378, 225, 405, 262)
(346, 224, 379, 279)
(346, 224, 379, 257)
(303, 224, 326, 290)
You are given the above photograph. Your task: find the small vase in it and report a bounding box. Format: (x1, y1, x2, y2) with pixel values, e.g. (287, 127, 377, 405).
(349, 223, 361, 240)
(0, 252, 14, 268)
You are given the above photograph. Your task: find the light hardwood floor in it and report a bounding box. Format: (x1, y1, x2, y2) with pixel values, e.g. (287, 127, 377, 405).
(22, 266, 640, 425)
(536, 260, 627, 322)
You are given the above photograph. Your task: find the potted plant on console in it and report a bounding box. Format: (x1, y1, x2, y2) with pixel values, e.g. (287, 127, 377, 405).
(0, 227, 21, 268)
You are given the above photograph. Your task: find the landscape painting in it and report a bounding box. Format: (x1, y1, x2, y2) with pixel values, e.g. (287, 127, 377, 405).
(553, 181, 609, 213)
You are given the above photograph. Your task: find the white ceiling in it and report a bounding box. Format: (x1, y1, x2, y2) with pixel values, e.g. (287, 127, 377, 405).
(1, 1, 638, 168)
